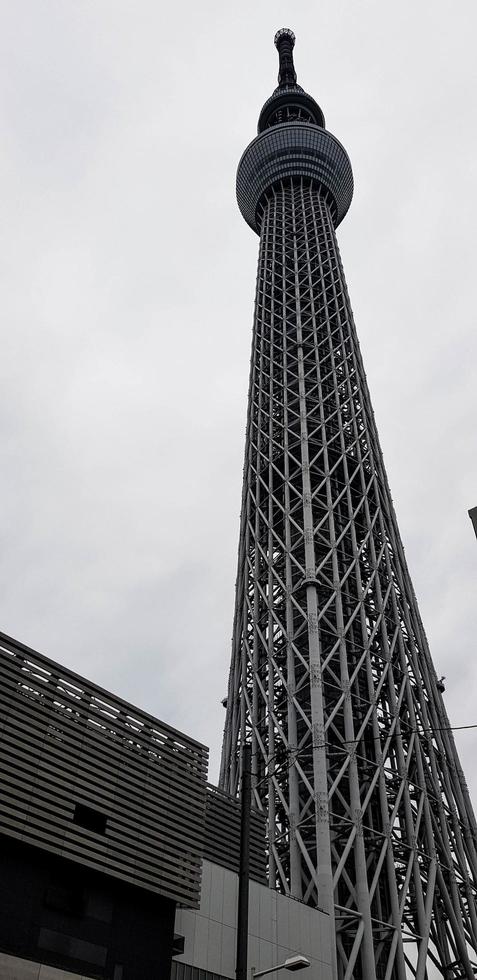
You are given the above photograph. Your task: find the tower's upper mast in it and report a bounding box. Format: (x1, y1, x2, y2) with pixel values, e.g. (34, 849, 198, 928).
(236, 30, 352, 233)
(275, 27, 297, 85)
(257, 28, 325, 133)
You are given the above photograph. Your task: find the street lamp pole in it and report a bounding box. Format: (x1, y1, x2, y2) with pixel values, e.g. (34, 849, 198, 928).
(236, 743, 252, 980)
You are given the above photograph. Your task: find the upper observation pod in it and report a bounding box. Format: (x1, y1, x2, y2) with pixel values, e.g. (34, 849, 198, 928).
(257, 29, 325, 133)
(237, 29, 353, 234)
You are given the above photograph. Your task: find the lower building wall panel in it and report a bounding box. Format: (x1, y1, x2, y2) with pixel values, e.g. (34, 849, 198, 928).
(171, 967, 225, 980)
(173, 860, 333, 980)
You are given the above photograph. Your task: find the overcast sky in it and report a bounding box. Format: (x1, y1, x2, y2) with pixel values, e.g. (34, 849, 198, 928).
(0, 0, 476, 795)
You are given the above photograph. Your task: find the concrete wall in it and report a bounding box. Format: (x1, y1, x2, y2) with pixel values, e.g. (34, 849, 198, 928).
(0, 952, 95, 980)
(174, 860, 333, 980)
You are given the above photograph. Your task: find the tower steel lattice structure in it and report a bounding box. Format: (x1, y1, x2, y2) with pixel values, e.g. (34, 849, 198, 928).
(220, 29, 477, 980)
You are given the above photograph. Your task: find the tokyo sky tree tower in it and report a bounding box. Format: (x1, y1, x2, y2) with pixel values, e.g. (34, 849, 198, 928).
(220, 29, 477, 980)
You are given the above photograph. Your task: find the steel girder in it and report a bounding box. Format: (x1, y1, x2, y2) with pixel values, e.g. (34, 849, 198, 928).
(220, 178, 477, 980)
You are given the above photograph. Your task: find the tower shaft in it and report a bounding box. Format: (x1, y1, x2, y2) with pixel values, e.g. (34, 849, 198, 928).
(220, 30, 477, 980)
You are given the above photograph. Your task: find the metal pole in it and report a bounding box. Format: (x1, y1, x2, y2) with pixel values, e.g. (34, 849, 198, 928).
(236, 742, 252, 980)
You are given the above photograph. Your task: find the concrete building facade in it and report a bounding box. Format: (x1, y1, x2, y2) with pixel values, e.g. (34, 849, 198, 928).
(173, 860, 333, 980)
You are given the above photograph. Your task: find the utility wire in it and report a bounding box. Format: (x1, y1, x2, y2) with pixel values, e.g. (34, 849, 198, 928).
(244, 721, 477, 774)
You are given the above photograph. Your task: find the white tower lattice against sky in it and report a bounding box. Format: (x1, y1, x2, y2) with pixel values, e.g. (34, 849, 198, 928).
(220, 29, 477, 980)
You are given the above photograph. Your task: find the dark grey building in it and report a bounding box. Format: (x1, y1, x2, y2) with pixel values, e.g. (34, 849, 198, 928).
(220, 28, 477, 979)
(0, 630, 208, 979)
(0, 632, 271, 980)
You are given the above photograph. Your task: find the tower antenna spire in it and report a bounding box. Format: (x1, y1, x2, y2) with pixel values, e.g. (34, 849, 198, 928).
(274, 28, 297, 87)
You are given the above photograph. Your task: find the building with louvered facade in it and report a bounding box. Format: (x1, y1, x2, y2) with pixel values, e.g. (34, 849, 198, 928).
(0, 630, 208, 978)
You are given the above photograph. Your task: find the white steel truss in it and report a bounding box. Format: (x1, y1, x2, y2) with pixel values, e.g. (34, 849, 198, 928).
(220, 177, 477, 979)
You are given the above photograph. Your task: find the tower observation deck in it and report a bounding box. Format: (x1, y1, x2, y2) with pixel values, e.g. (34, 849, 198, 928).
(220, 29, 477, 980)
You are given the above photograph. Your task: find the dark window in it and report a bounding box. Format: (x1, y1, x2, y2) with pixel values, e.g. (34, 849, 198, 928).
(73, 802, 107, 834)
(172, 934, 185, 956)
(44, 885, 84, 916)
(84, 888, 113, 923)
(38, 928, 108, 967)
